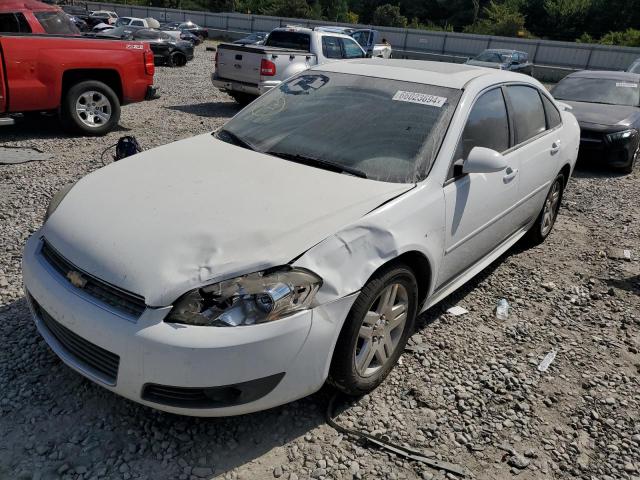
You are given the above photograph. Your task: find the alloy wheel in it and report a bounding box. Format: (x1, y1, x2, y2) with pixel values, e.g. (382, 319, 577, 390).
(75, 90, 112, 128)
(541, 179, 562, 236)
(354, 283, 408, 377)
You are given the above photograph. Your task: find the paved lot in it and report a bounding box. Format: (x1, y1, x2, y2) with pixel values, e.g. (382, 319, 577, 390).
(1, 43, 639, 480)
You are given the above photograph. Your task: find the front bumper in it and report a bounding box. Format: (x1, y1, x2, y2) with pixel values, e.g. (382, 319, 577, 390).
(579, 129, 639, 168)
(211, 72, 279, 96)
(22, 234, 357, 416)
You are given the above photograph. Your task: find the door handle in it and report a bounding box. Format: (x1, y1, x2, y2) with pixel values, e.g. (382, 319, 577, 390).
(550, 141, 561, 155)
(503, 167, 518, 183)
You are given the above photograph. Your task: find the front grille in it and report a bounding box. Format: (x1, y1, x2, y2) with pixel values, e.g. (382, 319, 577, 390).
(40, 240, 146, 318)
(32, 298, 120, 384)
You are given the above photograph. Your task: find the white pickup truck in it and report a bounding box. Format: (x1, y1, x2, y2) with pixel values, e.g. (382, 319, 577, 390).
(316, 26, 392, 59)
(211, 26, 367, 103)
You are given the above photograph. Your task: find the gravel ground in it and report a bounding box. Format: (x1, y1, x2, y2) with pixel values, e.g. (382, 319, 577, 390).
(1, 43, 639, 480)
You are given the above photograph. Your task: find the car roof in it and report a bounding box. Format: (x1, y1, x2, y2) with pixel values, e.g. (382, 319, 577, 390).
(0, 0, 58, 12)
(566, 70, 640, 81)
(314, 59, 503, 89)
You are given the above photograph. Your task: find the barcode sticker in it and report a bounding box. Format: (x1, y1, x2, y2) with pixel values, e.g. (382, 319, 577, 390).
(393, 91, 447, 107)
(616, 82, 638, 88)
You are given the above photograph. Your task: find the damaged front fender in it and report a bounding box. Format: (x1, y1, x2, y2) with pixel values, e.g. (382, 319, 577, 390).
(294, 182, 446, 307)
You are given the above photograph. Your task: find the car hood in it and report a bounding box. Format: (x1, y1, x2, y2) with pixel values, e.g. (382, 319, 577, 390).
(465, 60, 503, 69)
(43, 134, 413, 307)
(561, 100, 640, 129)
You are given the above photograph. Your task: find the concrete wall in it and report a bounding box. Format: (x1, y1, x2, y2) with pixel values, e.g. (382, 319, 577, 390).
(87, 2, 640, 73)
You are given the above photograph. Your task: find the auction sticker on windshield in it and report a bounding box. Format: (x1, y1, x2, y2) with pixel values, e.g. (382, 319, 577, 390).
(616, 82, 638, 88)
(393, 91, 447, 107)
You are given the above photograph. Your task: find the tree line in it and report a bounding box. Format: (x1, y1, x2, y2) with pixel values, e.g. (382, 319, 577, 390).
(112, 0, 640, 47)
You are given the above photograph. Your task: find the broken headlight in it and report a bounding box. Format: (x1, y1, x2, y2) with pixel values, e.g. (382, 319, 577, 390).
(165, 268, 322, 327)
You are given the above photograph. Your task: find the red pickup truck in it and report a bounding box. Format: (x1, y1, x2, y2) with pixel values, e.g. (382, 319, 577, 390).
(0, 34, 156, 135)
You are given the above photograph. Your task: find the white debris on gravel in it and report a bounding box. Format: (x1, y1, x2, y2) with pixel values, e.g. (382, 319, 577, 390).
(1, 43, 639, 480)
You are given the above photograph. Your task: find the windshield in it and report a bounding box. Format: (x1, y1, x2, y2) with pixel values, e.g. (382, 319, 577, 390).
(628, 61, 640, 74)
(553, 77, 640, 106)
(265, 31, 311, 51)
(35, 11, 79, 34)
(218, 71, 461, 183)
(474, 51, 509, 63)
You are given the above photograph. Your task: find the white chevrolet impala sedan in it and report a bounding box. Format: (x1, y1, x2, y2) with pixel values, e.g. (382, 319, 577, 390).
(23, 60, 580, 416)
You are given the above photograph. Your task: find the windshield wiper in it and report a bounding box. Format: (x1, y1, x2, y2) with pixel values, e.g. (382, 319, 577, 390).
(266, 151, 368, 178)
(215, 129, 256, 151)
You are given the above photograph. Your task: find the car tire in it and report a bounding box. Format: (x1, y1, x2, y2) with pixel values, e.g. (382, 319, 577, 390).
(620, 144, 638, 174)
(61, 80, 120, 136)
(168, 51, 187, 67)
(328, 265, 418, 396)
(522, 173, 565, 246)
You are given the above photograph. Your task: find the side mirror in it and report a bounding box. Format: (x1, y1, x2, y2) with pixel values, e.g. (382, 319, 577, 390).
(463, 147, 507, 174)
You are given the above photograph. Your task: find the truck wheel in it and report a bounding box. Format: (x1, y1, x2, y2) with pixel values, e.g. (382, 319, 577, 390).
(61, 81, 120, 136)
(328, 265, 418, 396)
(229, 92, 255, 106)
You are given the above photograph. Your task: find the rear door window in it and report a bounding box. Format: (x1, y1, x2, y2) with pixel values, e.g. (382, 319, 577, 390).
(131, 20, 144, 26)
(506, 85, 547, 144)
(0, 13, 32, 33)
(340, 38, 364, 58)
(322, 36, 342, 59)
(455, 87, 510, 162)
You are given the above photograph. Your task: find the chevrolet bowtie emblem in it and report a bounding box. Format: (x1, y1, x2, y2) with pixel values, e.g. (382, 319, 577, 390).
(66, 270, 87, 289)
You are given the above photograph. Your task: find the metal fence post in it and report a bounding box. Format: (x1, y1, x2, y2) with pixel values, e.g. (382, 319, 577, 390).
(402, 29, 408, 53)
(441, 33, 448, 55)
(585, 45, 594, 70)
(532, 40, 541, 64)
(250, 15, 254, 33)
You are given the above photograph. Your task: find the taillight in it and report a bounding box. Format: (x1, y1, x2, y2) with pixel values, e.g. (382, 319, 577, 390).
(144, 50, 155, 76)
(260, 59, 276, 76)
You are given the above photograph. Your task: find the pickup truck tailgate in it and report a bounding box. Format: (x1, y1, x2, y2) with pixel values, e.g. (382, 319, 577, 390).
(216, 44, 264, 84)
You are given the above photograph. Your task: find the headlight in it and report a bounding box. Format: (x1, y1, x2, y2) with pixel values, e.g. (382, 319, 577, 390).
(606, 129, 637, 142)
(165, 267, 322, 327)
(44, 182, 76, 223)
